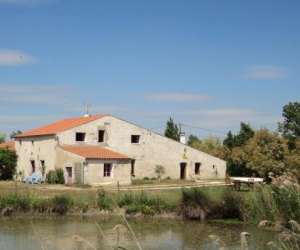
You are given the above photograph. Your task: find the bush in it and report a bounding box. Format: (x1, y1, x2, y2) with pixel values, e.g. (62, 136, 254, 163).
(118, 192, 172, 215)
(181, 188, 214, 219)
(0, 149, 17, 180)
(272, 185, 300, 221)
(219, 190, 243, 220)
(181, 188, 211, 208)
(96, 189, 113, 211)
(52, 195, 73, 215)
(46, 170, 57, 184)
(32, 198, 52, 213)
(0, 193, 31, 212)
(46, 169, 65, 184)
(56, 169, 65, 184)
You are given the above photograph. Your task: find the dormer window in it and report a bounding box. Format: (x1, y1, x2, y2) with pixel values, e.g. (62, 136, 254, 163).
(131, 135, 140, 144)
(76, 132, 86, 142)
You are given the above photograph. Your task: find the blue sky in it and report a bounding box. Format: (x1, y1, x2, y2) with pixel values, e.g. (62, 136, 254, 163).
(0, 0, 299, 138)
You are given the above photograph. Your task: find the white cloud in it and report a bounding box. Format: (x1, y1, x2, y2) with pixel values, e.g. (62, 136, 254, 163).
(0, 50, 36, 66)
(244, 65, 287, 80)
(0, 84, 72, 105)
(146, 92, 211, 102)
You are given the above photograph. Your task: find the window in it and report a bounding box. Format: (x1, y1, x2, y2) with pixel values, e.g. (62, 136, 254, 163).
(131, 135, 140, 144)
(103, 163, 112, 177)
(98, 130, 105, 143)
(195, 162, 201, 175)
(131, 160, 135, 177)
(31, 140, 34, 146)
(76, 132, 86, 142)
(40, 160, 45, 167)
(30, 160, 35, 173)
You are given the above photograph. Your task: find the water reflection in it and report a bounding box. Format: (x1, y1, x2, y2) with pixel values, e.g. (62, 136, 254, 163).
(0, 217, 275, 250)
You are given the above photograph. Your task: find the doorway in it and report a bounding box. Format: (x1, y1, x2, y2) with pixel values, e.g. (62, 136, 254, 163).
(65, 167, 73, 185)
(180, 162, 187, 180)
(30, 160, 35, 174)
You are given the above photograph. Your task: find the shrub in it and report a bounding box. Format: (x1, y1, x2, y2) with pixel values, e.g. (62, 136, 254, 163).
(32, 198, 52, 213)
(118, 192, 172, 215)
(46, 169, 65, 184)
(0, 149, 17, 180)
(96, 189, 113, 211)
(52, 195, 73, 215)
(46, 170, 57, 184)
(0, 193, 31, 212)
(272, 185, 300, 222)
(181, 188, 214, 219)
(181, 188, 211, 208)
(55, 169, 65, 184)
(219, 190, 243, 220)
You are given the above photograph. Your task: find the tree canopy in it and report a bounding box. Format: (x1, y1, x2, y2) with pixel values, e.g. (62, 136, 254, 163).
(0, 149, 17, 180)
(188, 134, 224, 158)
(279, 102, 300, 147)
(164, 117, 180, 141)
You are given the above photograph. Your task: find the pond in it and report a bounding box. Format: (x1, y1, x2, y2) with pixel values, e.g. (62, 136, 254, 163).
(0, 216, 277, 250)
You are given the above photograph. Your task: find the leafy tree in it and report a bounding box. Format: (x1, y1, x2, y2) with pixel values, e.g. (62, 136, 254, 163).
(232, 129, 288, 178)
(154, 165, 165, 182)
(10, 130, 22, 139)
(0, 148, 17, 180)
(0, 132, 6, 143)
(188, 134, 225, 159)
(224, 123, 255, 176)
(279, 102, 300, 148)
(234, 122, 255, 146)
(187, 134, 202, 148)
(164, 117, 180, 141)
(285, 138, 300, 182)
(223, 131, 234, 149)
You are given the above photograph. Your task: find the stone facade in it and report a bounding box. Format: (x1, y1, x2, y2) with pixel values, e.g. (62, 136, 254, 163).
(15, 115, 226, 185)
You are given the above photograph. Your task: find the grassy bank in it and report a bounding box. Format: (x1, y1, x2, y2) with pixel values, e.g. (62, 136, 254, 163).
(180, 184, 300, 224)
(0, 182, 299, 225)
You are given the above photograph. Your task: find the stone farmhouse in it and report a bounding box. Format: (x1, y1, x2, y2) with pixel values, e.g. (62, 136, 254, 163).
(3, 114, 226, 185)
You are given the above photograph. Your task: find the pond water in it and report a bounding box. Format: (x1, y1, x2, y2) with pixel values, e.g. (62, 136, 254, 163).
(0, 216, 277, 250)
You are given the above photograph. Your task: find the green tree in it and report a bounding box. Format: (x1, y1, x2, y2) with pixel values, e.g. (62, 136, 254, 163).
(224, 123, 255, 176)
(232, 129, 288, 178)
(164, 117, 180, 141)
(279, 102, 300, 148)
(223, 131, 234, 149)
(285, 138, 300, 182)
(188, 134, 225, 159)
(0, 148, 17, 180)
(187, 134, 202, 148)
(234, 122, 255, 146)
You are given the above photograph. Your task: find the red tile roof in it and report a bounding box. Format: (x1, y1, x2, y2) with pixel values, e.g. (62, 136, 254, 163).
(16, 115, 106, 138)
(60, 145, 129, 160)
(0, 141, 15, 151)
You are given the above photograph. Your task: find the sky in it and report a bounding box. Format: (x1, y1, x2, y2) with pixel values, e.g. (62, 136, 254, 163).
(0, 0, 299, 138)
